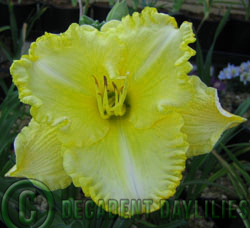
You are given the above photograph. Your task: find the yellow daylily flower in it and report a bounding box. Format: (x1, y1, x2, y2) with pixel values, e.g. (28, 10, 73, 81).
(7, 7, 246, 217)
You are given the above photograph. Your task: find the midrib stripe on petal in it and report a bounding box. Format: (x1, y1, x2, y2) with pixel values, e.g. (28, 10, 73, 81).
(118, 122, 143, 199)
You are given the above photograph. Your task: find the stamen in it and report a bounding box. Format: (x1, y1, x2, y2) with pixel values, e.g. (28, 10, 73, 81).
(104, 75, 108, 87)
(118, 78, 128, 107)
(93, 75, 128, 119)
(93, 75, 99, 86)
(112, 82, 119, 109)
(93, 76, 109, 119)
(103, 81, 110, 115)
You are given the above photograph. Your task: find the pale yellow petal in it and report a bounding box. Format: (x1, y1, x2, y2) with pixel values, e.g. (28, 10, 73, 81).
(102, 7, 196, 128)
(10, 24, 125, 147)
(6, 119, 71, 190)
(172, 76, 247, 157)
(63, 112, 188, 217)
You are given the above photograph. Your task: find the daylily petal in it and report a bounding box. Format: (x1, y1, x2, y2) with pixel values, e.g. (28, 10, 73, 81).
(10, 24, 125, 147)
(102, 7, 196, 128)
(102, 8, 245, 156)
(63, 112, 188, 217)
(6, 119, 71, 191)
(171, 76, 247, 157)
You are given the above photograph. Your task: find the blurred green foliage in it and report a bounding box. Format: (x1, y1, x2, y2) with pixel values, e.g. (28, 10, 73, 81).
(0, 1, 249, 228)
(172, 0, 250, 20)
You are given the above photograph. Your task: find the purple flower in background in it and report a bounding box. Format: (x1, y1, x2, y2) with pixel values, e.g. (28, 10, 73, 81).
(218, 61, 250, 85)
(240, 72, 250, 85)
(211, 76, 226, 90)
(218, 68, 229, 80)
(218, 63, 240, 80)
(228, 64, 240, 77)
(240, 61, 250, 73)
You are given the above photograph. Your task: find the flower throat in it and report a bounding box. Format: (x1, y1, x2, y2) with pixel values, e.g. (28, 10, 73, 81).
(94, 75, 128, 119)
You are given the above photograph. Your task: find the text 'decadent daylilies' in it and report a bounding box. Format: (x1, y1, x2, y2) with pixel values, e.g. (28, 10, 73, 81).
(6, 7, 246, 217)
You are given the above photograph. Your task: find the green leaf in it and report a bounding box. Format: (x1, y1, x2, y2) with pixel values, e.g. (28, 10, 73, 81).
(106, 0, 129, 21)
(195, 39, 204, 82)
(234, 98, 250, 116)
(113, 217, 134, 228)
(0, 77, 8, 95)
(101, 218, 116, 228)
(0, 26, 10, 33)
(220, 143, 250, 186)
(212, 150, 248, 199)
(109, 0, 116, 6)
(172, 0, 185, 13)
(71, 0, 78, 7)
(175, 154, 208, 199)
(196, 8, 230, 85)
(203, 8, 230, 85)
(79, 15, 96, 25)
(70, 221, 84, 228)
(162, 219, 187, 228)
(132, 0, 140, 10)
(181, 179, 236, 195)
(0, 40, 13, 62)
(26, 7, 47, 39)
(8, 1, 19, 56)
(0, 85, 28, 176)
(135, 219, 187, 228)
(79, 15, 105, 30)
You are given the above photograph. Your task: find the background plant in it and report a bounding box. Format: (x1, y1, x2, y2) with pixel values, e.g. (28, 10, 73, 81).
(0, 1, 249, 228)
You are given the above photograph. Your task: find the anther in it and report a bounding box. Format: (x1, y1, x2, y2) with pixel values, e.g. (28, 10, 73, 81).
(112, 82, 117, 90)
(93, 75, 99, 86)
(104, 76, 108, 87)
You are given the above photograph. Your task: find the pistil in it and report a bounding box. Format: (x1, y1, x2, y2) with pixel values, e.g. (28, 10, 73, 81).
(94, 75, 128, 119)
